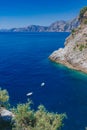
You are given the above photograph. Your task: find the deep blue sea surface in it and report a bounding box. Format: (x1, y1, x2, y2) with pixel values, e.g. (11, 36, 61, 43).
(0, 32, 87, 130)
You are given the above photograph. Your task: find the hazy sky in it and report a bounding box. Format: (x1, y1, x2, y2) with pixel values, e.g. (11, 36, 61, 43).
(0, 0, 87, 28)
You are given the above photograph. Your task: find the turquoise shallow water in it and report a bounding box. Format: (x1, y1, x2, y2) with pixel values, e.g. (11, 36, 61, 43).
(0, 32, 87, 130)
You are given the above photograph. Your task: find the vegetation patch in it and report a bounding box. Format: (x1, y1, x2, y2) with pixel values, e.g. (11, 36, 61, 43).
(0, 88, 9, 108)
(79, 6, 87, 21)
(79, 44, 85, 51)
(84, 19, 87, 24)
(73, 43, 87, 51)
(0, 88, 67, 130)
(71, 29, 76, 35)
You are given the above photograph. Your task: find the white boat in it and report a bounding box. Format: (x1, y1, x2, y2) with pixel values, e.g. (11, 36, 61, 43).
(26, 92, 33, 96)
(41, 82, 45, 87)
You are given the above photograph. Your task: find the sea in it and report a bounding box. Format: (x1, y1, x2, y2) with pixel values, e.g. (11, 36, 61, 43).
(0, 32, 87, 130)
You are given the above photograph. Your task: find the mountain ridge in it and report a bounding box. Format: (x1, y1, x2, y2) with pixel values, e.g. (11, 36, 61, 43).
(0, 18, 79, 32)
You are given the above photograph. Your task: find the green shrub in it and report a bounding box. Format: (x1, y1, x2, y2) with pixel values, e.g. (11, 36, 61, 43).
(83, 33, 87, 37)
(79, 44, 84, 51)
(71, 29, 76, 35)
(0, 88, 9, 108)
(79, 6, 87, 21)
(0, 88, 67, 130)
(84, 19, 87, 24)
(12, 101, 66, 130)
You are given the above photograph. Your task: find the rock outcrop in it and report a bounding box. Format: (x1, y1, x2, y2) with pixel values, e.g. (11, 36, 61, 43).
(0, 107, 14, 129)
(49, 7, 87, 73)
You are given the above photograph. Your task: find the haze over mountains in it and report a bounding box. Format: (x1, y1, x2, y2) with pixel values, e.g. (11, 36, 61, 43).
(0, 17, 79, 32)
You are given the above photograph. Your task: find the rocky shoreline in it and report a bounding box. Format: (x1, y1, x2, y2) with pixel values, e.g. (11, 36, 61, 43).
(49, 8, 87, 74)
(49, 54, 87, 74)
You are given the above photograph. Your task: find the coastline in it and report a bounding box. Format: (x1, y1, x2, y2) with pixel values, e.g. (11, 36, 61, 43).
(49, 55, 87, 74)
(49, 14, 87, 75)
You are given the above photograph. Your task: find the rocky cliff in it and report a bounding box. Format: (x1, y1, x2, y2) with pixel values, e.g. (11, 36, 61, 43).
(49, 7, 87, 73)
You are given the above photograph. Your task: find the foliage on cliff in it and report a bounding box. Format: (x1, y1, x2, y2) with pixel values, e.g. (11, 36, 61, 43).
(79, 6, 87, 22)
(0, 88, 66, 130)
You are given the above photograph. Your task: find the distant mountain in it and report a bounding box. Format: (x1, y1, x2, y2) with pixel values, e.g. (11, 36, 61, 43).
(47, 18, 79, 32)
(0, 18, 79, 32)
(9, 25, 48, 32)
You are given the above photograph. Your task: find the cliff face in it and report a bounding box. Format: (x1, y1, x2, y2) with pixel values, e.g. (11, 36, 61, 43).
(49, 8, 87, 73)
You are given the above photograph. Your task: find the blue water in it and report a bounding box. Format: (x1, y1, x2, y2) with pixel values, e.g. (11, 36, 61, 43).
(0, 32, 87, 130)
